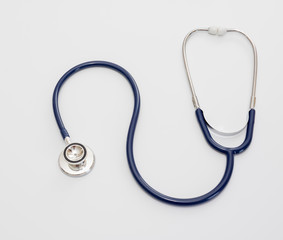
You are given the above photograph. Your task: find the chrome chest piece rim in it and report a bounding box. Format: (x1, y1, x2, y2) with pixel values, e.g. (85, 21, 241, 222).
(59, 139, 95, 177)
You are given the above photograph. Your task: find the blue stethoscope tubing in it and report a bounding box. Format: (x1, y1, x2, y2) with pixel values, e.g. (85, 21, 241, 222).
(53, 60, 255, 206)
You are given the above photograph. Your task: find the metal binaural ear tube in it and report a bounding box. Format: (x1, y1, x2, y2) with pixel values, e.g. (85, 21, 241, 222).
(182, 27, 258, 110)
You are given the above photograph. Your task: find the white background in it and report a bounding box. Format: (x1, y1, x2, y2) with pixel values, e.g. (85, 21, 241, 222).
(0, 0, 282, 239)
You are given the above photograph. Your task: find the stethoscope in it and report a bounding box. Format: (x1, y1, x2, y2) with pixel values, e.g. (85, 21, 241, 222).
(53, 27, 257, 205)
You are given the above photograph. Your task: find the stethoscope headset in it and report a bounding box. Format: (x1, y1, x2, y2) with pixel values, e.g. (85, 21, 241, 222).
(53, 27, 257, 206)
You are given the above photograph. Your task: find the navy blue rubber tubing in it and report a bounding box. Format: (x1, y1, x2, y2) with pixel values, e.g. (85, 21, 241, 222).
(53, 61, 256, 206)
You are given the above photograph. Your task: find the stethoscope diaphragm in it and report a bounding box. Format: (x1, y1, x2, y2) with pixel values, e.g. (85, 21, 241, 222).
(58, 141, 95, 177)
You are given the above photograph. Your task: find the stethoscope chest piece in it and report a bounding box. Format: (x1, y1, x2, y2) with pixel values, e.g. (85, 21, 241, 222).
(58, 142, 95, 177)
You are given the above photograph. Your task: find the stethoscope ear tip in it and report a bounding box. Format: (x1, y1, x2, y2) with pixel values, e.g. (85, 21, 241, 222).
(58, 142, 95, 177)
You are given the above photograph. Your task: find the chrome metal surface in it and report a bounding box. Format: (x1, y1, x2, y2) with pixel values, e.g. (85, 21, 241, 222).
(182, 27, 258, 110)
(65, 143, 85, 162)
(59, 143, 95, 177)
(65, 137, 71, 145)
(182, 27, 258, 136)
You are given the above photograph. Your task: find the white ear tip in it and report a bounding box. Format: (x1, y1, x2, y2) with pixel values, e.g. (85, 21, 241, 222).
(208, 26, 218, 35)
(208, 26, 227, 36)
(218, 27, 227, 36)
